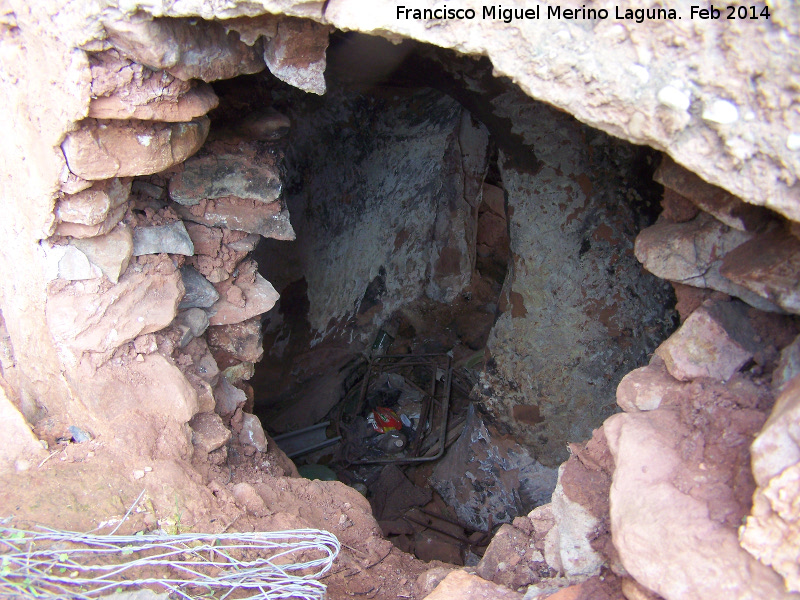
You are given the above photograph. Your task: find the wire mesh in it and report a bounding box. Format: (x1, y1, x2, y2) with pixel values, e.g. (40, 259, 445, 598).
(0, 523, 339, 600)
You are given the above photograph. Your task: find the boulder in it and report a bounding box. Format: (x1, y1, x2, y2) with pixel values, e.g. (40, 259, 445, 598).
(634, 212, 781, 313)
(55, 177, 131, 226)
(71, 224, 134, 284)
(616, 357, 687, 412)
(213, 377, 246, 416)
(476, 523, 550, 589)
(57, 245, 101, 280)
(132, 221, 194, 256)
(741, 372, 800, 592)
(423, 570, 523, 600)
(88, 49, 219, 121)
(178, 265, 219, 309)
(176, 308, 210, 347)
(103, 14, 265, 82)
(654, 156, 773, 232)
(77, 353, 198, 453)
(720, 227, 800, 315)
(207, 261, 279, 326)
(175, 197, 295, 241)
(188, 412, 230, 454)
(239, 412, 268, 452)
(46, 256, 183, 356)
(263, 17, 330, 95)
(547, 427, 615, 579)
(654, 300, 759, 382)
(604, 406, 792, 600)
(169, 149, 283, 206)
(206, 317, 263, 363)
(55, 203, 128, 239)
(61, 117, 209, 180)
(90, 82, 218, 122)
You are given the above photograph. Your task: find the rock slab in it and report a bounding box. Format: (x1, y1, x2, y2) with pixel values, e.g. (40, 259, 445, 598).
(62, 117, 209, 180)
(654, 301, 757, 382)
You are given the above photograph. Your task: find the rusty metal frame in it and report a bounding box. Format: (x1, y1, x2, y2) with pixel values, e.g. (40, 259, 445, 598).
(347, 353, 451, 465)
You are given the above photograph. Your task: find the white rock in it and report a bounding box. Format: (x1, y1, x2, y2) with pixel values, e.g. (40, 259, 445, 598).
(787, 134, 800, 151)
(58, 246, 102, 280)
(702, 99, 739, 124)
(549, 464, 603, 577)
(657, 86, 690, 112)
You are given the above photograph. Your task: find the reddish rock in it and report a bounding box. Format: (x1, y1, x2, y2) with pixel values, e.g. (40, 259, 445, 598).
(55, 177, 131, 226)
(46, 256, 183, 355)
(423, 570, 523, 600)
(476, 523, 551, 588)
(61, 117, 209, 180)
(620, 578, 663, 600)
(635, 212, 780, 313)
(545, 575, 624, 600)
(90, 82, 218, 122)
(231, 482, 270, 517)
(206, 316, 264, 363)
(56, 245, 102, 280)
(60, 172, 93, 195)
(208, 261, 279, 326)
(720, 226, 800, 315)
(654, 155, 773, 232)
(77, 352, 198, 444)
(55, 203, 128, 239)
(104, 14, 265, 82)
(88, 49, 219, 121)
(176, 197, 294, 241)
(604, 397, 789, 600)
(188, 411, 230, 454)
(263, 17, 331, 95)
(655, 301, 759, 382)
(659, 188, 699, 223)
(616, 358, 687, 412)
(671, 281, 717, 321)
(184, 222, 222, 256)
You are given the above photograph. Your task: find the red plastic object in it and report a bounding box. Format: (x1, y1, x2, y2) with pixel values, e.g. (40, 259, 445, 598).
(368, 407, 402, 433)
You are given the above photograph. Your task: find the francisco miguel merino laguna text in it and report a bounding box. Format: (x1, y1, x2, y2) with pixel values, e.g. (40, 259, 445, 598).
(398, 5, 684, 23)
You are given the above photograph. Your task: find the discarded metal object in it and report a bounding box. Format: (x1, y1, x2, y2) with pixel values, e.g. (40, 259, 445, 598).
(273, 421, 341, 459)
(370, 329, 394, 357)
(342, 353, 452, 465)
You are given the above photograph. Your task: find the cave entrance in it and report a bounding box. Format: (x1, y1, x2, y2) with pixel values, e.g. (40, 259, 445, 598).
(190, 32, 676, 566)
